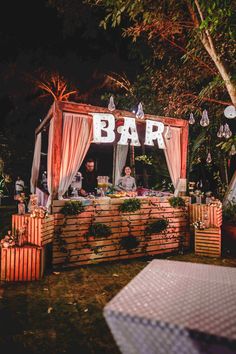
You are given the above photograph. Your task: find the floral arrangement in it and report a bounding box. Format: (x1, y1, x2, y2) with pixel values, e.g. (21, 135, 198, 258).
(30, 206, 49, 219)
(14, 192, 27, 203)
(0, 231, 16, 248)
(192, 220, 205, 230)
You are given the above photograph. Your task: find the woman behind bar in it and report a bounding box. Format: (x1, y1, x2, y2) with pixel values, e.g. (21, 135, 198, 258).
(116, 166, 137, 192)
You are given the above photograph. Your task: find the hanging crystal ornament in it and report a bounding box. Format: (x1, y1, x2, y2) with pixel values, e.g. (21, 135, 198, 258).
(165, 125, 172, 140)
(223, 123, 232, 139)
(200, 109, 209, 127)
(206, 152, 212, 164)
(136, 102, 145, 119)
(217, 125, 224, 138)
(189, 113, 195, 125)
(108, 95, 116, 111)
(230, 144, 236, 156)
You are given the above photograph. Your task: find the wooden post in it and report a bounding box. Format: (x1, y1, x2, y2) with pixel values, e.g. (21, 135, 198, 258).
(180, 122, 189, 179)
(52, 101, 63, 200)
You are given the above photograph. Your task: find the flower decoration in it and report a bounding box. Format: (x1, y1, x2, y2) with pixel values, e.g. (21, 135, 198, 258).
(14, 192, 27, 203)
(0, 230, 16, 248)
(30, 206, 49, 219)
(192, 220, 205, 230)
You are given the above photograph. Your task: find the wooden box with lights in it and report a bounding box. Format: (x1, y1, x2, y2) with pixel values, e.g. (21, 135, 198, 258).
(0, 246, 45, 281)
(12, 214, 54, 247)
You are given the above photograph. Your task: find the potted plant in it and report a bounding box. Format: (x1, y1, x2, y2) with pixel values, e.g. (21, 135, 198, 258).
(222, 200, 236, 255)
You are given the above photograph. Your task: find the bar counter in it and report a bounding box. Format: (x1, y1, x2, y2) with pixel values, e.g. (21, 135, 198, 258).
(52, 196, 190, 269)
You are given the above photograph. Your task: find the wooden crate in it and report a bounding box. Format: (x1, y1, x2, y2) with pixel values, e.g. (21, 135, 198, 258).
(0, 246, 45, 281)
(189, 203, 222, 228)
(195, 228, 221, 257)
(12, 214, 54, 246)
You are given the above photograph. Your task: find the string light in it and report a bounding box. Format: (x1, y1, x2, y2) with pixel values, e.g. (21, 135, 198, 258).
(136, 102, 145, 119)
(108, 95, 116, 111)
(189, 113, 195, 125)
(200, 109, 209, 127)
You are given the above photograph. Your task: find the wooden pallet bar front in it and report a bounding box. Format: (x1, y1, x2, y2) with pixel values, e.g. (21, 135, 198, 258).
(52, 196, 190, 268)
(0, 246, 45, 281)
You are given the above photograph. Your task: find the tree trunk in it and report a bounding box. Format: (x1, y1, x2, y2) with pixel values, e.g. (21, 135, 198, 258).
(190, 0, 236, 106)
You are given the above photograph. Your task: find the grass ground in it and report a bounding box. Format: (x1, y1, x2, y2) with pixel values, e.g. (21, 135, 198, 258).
(0, 253, 236, 354)
(0, 206, 236, 354)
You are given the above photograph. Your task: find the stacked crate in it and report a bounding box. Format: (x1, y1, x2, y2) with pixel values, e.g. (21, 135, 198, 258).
(0, 214, 54, 281)
(189, 202, 222, 257)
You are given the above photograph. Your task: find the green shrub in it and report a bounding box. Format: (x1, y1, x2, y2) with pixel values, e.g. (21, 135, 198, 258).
(223, 201, 236, 224)
(168, 197, 186, 208)
(88, 223, 112, 238)
(118, 198, 141, 213)
(145, 219, 169, 235)
(60, 201, 85, 216)
(119, 235, 139, 251)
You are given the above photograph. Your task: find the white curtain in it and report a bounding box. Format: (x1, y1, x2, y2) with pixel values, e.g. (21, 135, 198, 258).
(163, 127, 181, 189)
(30, 133, 42, 194)
(46, 117, 54, 209)
(58, 113, 93, 199)
(113, 144, 129, 185)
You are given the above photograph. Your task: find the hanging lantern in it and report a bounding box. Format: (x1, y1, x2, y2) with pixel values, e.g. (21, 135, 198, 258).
(223, 123, 232, 139)
(165, 125, 172, 140)
(136, 102, 145, 119)
(224, 105, 236, 119)
(200, 109, 209, 127)
(217, 125, 224, 138)
(108, 95, 116, 111)
(189, 113, 195, 125)
(206, 152, 212, 164)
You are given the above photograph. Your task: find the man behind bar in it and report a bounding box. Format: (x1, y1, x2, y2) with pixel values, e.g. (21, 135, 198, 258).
(79, 158, 98, 196)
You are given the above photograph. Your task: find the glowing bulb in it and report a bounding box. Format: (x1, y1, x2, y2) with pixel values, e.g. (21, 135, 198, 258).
(189, 113, 195, 125)
(224, 105, 236, 119)
(200, 109, 209, 127)
(223, 123, 232, 139)
(217, 125, 224, 138)
(108, 95, 116, 111)
(136, 102, 145, 119)
(206, 152, 212, 164)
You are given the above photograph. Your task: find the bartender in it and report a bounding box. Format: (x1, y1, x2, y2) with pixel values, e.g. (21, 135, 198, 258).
(79, 158, 98, 196)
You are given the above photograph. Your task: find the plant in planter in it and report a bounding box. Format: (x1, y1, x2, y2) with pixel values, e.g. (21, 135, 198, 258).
(168, 197, 186, 208)
(222, 201, 236, 255)
(60, 200, 85, 216)
(119, 235, 140, 252)
(87, 222, 112, 238)
(118, 198, 141, 213)
(145, 218, 169, 235)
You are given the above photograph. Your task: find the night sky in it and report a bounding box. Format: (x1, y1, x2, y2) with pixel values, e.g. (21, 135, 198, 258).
(0, 0, 136, 180)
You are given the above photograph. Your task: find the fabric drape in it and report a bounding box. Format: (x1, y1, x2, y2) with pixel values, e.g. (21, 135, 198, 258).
(30, 133, 42, 194)
(163, 127, 181, 189)
(46, 117, 54, 209)
(58, 114, 93, 199)
(113, 144, 129, 185)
